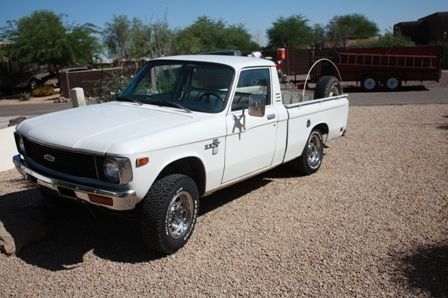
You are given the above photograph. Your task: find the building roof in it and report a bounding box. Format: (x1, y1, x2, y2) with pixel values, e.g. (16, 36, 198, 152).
(419, 11, 448, 21)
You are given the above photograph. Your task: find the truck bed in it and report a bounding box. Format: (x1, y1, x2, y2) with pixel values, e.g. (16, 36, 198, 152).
(281, 94, 349, 163)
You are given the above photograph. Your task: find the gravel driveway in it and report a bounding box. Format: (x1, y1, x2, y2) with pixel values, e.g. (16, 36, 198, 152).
(0, 104, 447, 297)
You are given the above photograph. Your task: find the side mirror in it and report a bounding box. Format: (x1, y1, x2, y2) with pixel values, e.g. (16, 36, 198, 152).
(248, 94, 266, 117)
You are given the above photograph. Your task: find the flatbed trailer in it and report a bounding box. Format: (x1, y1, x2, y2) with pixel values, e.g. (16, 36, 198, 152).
(332, 46, 442, 91)
(279, 46, 443, 92)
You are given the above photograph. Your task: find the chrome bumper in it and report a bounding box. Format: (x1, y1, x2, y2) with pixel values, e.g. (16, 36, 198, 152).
(13, 155, 139, 211)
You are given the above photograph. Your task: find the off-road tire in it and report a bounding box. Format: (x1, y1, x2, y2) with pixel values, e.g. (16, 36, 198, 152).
(290, 129, 324, 175)
(141, 174, 199, 254)
(314, 76, 342, 99)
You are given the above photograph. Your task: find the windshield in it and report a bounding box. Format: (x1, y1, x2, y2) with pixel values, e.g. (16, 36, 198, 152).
(119, 61, 234, 113)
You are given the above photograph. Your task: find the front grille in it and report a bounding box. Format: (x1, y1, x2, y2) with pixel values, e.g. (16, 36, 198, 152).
(23, 138, 98, 179)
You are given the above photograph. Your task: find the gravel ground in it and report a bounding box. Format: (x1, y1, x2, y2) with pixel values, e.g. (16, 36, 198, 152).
(0, 104, 447, 297)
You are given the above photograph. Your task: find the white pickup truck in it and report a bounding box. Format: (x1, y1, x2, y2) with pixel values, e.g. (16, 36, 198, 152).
(13, 55, 348, 254)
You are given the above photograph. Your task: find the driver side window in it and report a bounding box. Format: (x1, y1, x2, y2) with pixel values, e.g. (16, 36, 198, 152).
(232, 68, 270, 111)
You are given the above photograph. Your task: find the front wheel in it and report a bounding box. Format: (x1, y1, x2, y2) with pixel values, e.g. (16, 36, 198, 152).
(290, 129, 324, 175)
(141, 174, 199, 254)
(29, 78, 39, 91)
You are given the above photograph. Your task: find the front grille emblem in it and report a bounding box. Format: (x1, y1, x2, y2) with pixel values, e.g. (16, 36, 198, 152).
(44, 154, 55, 162)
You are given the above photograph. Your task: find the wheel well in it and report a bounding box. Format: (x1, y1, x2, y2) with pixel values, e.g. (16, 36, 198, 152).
(156, 157, 206, 196)
(313, 123, 329, 136)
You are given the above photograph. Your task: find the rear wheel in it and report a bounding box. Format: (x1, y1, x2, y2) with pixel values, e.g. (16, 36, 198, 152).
(385, 76, 402, 91)
(361, 76, 378, 91)
(141, 174, 199, 254)
(290, 129, 324, 175)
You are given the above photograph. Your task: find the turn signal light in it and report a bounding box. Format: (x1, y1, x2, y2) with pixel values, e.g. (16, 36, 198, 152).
(136, 157, 150, 167)
(88, 194, 113, 206)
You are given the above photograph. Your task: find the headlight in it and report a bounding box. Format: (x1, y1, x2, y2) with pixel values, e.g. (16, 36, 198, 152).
(19, 136, 26, 154)
(15, 133, 26, 155)
(103, 157, 133, 184)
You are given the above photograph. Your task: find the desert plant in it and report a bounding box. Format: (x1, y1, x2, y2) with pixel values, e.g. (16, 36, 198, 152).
(90, 67, 135, 101)
(31, 85, 55, 97)
(19, 92, 31, 101)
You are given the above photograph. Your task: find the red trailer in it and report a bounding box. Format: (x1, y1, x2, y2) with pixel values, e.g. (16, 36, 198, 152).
(333, 46, 442, 91)
(281, 46, 443, 91)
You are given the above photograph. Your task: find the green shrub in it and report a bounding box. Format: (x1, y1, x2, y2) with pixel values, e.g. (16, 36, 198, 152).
(19, 92, 31, 101)
(31, 85, 55, 97)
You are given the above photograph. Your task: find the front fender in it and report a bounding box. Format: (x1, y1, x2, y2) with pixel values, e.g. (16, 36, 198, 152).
(128, 137, 225, 201)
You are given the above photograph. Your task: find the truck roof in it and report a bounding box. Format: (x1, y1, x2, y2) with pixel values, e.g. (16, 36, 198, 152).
(154, 55, 275, 70)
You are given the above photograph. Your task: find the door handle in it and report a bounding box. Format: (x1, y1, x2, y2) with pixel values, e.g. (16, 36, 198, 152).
(267, 114, 276, 120)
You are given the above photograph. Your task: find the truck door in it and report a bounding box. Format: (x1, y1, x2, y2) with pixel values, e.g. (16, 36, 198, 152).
(222, 68, 278, 183)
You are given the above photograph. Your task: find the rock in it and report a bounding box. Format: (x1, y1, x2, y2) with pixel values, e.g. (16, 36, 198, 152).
(0, 206, 51, 255)
(8, 116, 27, 127)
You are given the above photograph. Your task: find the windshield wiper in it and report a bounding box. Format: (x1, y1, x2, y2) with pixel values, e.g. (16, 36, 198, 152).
(148, 100, 191, 113)
(116, 96, 143, 105)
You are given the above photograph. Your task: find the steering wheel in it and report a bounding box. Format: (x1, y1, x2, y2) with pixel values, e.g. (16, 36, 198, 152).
(198, 92, 224, 104)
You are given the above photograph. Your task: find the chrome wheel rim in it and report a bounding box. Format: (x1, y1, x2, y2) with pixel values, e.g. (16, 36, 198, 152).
(166, 191, 194, 239)
(307, 133, 322, 169)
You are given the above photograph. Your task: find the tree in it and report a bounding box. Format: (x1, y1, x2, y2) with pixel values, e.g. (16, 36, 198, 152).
(143, 20, 174, 58)
(355, 31, 415, 48)
(103, 15, 132, 59)
(103, 15, 174, 60)
(313, 24, 327, 48)
(326, 14, 379, 47)
(174, 16, 258, 54)
(1, 10, 100, 73)
(266, 15, 314, 49)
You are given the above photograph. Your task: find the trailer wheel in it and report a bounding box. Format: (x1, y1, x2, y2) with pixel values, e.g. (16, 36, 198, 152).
(314, 76, 342, 99)
(385, 76, 402, 91)
(141, 174, 199, 254)
(361, 76, 378, 91)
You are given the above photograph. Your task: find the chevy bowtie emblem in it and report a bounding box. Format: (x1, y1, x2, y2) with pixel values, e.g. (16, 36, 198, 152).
(44, 154, 55, 162)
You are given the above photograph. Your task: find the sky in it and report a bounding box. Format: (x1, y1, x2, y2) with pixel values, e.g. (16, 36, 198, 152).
(0, 0, 447, 45)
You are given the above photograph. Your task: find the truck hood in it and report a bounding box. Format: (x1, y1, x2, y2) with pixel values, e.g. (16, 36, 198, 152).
(17, 101, 223, 154)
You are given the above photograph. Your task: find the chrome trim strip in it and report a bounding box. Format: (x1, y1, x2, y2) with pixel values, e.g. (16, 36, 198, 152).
(284, 94, 348, 109)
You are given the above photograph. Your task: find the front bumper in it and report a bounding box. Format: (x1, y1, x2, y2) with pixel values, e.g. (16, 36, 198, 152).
(13, 155, 139, 211)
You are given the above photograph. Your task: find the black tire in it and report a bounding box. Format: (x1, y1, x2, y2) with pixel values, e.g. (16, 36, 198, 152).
(361, 76, 378, 91)
(384, 75, 402, 91)
(290, 129, 324, 175)
(29, 78, 39, 91)
(141, 174, 199, 254)
(314, 76, 342, 99)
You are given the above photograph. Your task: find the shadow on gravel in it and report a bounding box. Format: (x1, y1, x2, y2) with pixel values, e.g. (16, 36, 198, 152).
(395, 243, 448, 297)
(1, 188, 165, 270)
(344, 85, 428, 93)
(199, 165, 293, 216)
(2, 166, 296, 271)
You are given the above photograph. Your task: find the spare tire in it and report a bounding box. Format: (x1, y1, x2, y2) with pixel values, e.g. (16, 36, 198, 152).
(314, 76, 342, 99)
